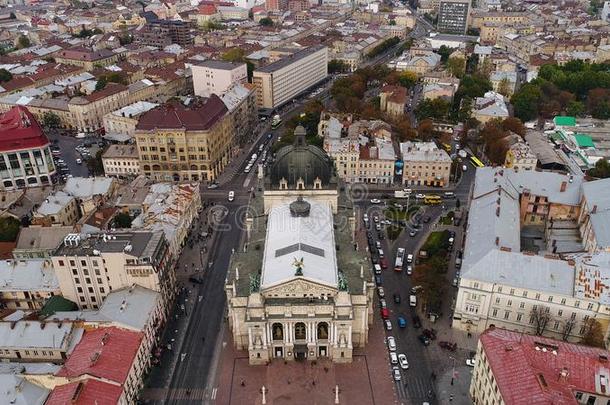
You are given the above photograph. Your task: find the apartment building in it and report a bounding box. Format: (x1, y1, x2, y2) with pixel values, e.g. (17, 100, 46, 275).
(54, 326, 146, 405)
(253, 45, 328, 109)
(453, 169, 610, 344)
(504, 140, 537, 172)
(437, 0, 471, 34)
(102, 101, 159, 139)
(358, 140, 396, 184)
(0, 106, 56, 190)
(470, 328, 610, 405)
(102, 145, 140, 178)
(13, 226, 73, 260)
(51, 232, 174, 310)
(220, 84, 258, 146)
(69, 83, 131, 133)
(191, 60, 248, 98)
(31, 190, 80, 227)
(0, 321, 77, 363)
(400, 142, 452, 187)
(136, 19, 193, 47)
(379, 85, 408, 117)
(135, 97, 233, 182)
(320, 115, 360, 183)
(0, 259, 60, 310)
(55, 48, 120, 70)
(63, 177, 118, 216)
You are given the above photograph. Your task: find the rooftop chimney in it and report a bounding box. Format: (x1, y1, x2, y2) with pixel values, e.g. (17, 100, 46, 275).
(593, 205, 598, 214)
(560, 181, 567, 192)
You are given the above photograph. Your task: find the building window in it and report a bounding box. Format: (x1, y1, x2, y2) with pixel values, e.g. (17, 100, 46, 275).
(535, 293, 540, 300)
(558, 310, 563, 317)
(547, 296, 553, 302)
(507, 300, 512, 307)
(74, 278, 80, 284)
(516, 313, 523, 322)
(588, 303, 595, 310)
(509, 289, 515, 295)
(58, 260, 65, 266)
(88, 287, 93, 293)
(519, 302, 525, 309)
(495, 297, 500, 304)
(492, 309, 498, 317)
(561, 298, 566, 305)
(72, 269, 78, 275)
(504, 311, 510, 320)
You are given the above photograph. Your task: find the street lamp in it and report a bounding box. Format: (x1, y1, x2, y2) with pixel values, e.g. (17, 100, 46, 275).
(449, 356, 456, 386)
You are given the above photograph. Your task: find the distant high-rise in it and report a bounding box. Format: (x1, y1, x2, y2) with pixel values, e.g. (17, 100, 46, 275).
(265, 0, 288, 11)
(136, 19, 193, 47)
(437, 0, 471, 34)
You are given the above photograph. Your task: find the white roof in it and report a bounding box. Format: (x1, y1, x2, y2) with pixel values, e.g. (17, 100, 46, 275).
(111, 101, 159, 118)
(261, 199, 338, 289)
(220, 84, 251, 111)
(0, 260, 59, 292)
(573, 252, 610, 305)
(582, 178, 610, 248)
(36, 190, 74, 216)
(0, 375, 49, 405)
(0, 321, 74, 350)
(400, 141, 451, 163)
(64, 177, 114, 199)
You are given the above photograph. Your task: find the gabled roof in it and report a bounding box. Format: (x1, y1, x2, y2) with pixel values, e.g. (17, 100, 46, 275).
(46, 379, 122, 405)
(0, 106, 49, 153)
(136, 97, 227, 131)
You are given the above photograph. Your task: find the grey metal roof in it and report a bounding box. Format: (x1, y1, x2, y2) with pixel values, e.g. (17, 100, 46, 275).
(255, 45, 326, 73)
(0, 321, 74, 350)
(0, 375, 49, 405)
(573, 252, 610, 305)
(582, 178, 610, 248)
(0, 260, 59, 292)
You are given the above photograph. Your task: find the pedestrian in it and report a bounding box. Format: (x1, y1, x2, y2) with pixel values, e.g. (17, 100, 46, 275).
(240, 380, 245, 387)
(449, 394, 454, 402)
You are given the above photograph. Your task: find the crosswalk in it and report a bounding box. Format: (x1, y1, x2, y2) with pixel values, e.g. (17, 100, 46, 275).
(142, 387, 218, 401)
(403, 376, 434, 402)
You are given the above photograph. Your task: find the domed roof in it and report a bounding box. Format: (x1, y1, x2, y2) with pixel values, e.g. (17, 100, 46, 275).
(268, 126, 334, 187)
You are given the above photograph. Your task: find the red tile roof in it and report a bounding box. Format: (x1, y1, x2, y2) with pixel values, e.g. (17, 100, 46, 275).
(136, 96, 228, 131)
(84, 83, 128, 103)
(57, 47, 115, 62)
(56, 326, 143, 384)
(198, 4, 218, 14)
(0, 106, 50, 153)
(480, 328, 610, 404)
(46, 379, 123, 405)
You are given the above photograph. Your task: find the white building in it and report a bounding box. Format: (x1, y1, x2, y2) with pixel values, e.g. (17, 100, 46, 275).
(102, 101, 159, 140)
(0, 259, 60, 310)
(400, 142, 452, 187)
(102, 144, 140, 178)
(191, 60, 248, 98)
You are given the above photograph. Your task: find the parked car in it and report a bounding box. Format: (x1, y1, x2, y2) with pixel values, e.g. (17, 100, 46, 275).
(423, 216, 431, 223)
(375, 275, 382, 286)
(406, 265, 413, 275)
(398, 316, 407, 328)
(228, 191, 235, 202)
(466, 358, 476, 367)
(392, 366, 401, 381)
(393, 293, 401, 304)
(381, 308, 389, 319)
(384, 319, 392, 330)
(387, 336, 396, 351)
(380, 258, 388, 269)
(377, 287, 385, 298)
(374, 264, 382, 275)
(409, 295, 417, 307)
(389, 352, 398, 364)
(398, 353, 409, 369)
(370, 199, 381, 204)
(379, 298, 387, 309)
(188, 277, 203, 284)
(409, 230, 417, 237)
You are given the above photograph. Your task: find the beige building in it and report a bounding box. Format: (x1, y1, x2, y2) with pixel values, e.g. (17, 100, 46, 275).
(220, 84, 258, 146)
(400, 142, 452, 187)
(0, 259, 60, 310)
(63, 177, 118, 216)
(102, 145, 140, 178)
(191, 60, 248, 98)
(226, 127, 374, 364)
(0, 321, 78, 363)
(55, 48, 121, 70)
(102, 101, 159, 139)
(32, 190, 80, 227)
(379, 85, 408, 117)
(69, 83, 131, 133)
(253, 45, 328, 109)
(51, 231, 174, 310)
(13, 226, 74, 260)
(135, 97, 234, 182)
(504, 140, 537, 171)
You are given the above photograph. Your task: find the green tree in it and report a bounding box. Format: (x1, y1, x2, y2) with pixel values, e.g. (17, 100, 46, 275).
(259, 17, 273, 26)
(415, 97, 451, 121)
(42, 112, 61, 128)
(0, 68, 12, 83)
(398, 71, 417, 88)
(453, 74, 492, 111)
(86, 150, 105, 176)
(588, 159, 610, 179)
(511, 83, 542, 121)
(480, 120, 509, 165)
(566, 100, 585, 117)
(437, 45, 452, 63)
(17, 35, 30, 49)
(367, 37, 400, 59)
(328, 59, 349, 74)
(113, 212, 132, 228)
(95, 77, 108, 91)
(222, 48, 254, 81)
(446, 56, 465, 78)
(497, 77, 512, 97)
(0, 217, 20, 242)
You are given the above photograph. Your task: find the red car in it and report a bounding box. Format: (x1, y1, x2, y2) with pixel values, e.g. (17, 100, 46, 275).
(380, 258, 388, 269)
(380, 308, 390, 319)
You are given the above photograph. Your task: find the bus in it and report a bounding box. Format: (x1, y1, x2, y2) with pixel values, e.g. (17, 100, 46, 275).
(424, 195, 442, 205)
(271, 114, 282, 129)
(395, 247, 405, 272)
(470, 156, 485, 168)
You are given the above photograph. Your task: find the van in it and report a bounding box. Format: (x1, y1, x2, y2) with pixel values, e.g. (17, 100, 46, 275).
(389, 352, 398, 364)
(409, 295, 417, 307)
(378, 249, 384, 259)
(374, 264, 382, 275)
(443, 192, 455, 199)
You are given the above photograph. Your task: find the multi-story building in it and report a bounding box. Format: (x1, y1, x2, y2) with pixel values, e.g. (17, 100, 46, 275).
(504, 139, 537, 171)
(31, 190, 80, 227)
(191, 60, 248, 98)
(51, 232, 174, 310)
(102, 145, 140, 178)
(13, 226, 74, 260)
(265, 0, 287, 11)
(0, 106, 56, 190)
(470, 328, 610, 405)
(136, 19, 193, 47)
(379, 85, 408, 117)
(220, 84, 257, 146)
(63, 177, 118, 216)
(69, 83, 131, 133)
(0, 321, 77, 363)
(320, 115, 360, 183)
(102, 101, 159, 139)
(135, 97, 234, 182)
(358, 140, 396, 184)
(453, 169, 610, 344)
(253, 45, 328, 110)
(0, 259, 60, 310)
(55, 48, 121, 70)
(400, 142, 452, 187)
(437, 0, 471, 34)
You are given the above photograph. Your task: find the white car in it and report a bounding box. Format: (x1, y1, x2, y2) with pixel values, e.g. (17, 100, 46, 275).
(415, 193, 425, 199)
(406, 265, 413, 275)
(228, 191, 235, 202)
(373, 216, 380, 223)
(370, 199, 382, 204)
(392, 366, 401, 381)
(75, 158, 82, 164)
(379, 298, 387, 309)
(387, 336, 396, 351)
(398, 353, 409, 369)
(389, 352, 398, 364)
(384, 319, 392, 330)
(377, 287, 385, 298)
(466, 358, 476, 367)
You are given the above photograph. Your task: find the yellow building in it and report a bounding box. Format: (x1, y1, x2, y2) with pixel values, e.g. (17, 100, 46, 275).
(135, 96, 235, 182)
(55, 47, 121, 70)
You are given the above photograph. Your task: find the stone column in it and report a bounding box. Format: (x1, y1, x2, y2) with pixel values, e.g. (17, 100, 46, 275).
(248, 326, 253, 348)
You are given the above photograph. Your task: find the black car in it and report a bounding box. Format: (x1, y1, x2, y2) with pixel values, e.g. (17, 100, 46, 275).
(375, 275, 382, 286)
(371, 254, 379, 264)
(448, 230, 456, 238)
(378, 232, 385, 240)
(393, 294, 401, 304)
(367, 232, 373, 239)
(189, 277, 203, 284)
(370, 247, 378, 255)
(412, 314, 422, 328)
(418, 335, 431, 346)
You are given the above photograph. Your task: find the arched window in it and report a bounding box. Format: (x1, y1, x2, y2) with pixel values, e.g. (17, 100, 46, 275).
(143, 165, 151, 171)
(294, 322, 306, 340)
(317, 322, 329, 340)
(272, 323, 283, 341)
(190, 164, 198, 171)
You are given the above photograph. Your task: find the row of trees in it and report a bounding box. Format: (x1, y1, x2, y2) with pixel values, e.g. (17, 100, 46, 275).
(478, 117, 526, 165)
(529, 305, 605, 348)
(511, 61, 610, 121)
(367, 37, 400, 59)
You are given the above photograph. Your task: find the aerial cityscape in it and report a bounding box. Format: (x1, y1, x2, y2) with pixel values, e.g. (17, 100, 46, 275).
(0, 0, 608, 403)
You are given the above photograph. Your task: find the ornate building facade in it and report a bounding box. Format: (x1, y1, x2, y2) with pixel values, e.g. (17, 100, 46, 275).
(225, 126, 374, 364)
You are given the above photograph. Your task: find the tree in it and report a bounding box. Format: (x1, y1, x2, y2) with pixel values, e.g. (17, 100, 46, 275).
(367, 37, 400, 59)
(113, 212, 132, 228)
(0, 68, 12, 83)
(328, 59, 349, 74)
(588, 159, 610, 179)
(566, 100, 585, 117)
(415, 97, 450, 121)
(417, 119, 436, 141)
(86, 150, 105, 176)
(446, 56, 465, 79)
(501, 117, 526, 137)
(0, 217, 20, 242)
(17, 35, 30, 49)
(453, 74, 492, 112)
(95, 77, 108, 91)
(530, 306, 551, 336)
(561, 318, 576, 341)
(259, 17, 273, 26)
(437, 45, 452, 63)
(511, 83, 542, 122)
(42, 112, 61, 128)
(497, 77, 512, 97)
(581, 318, 605, 348)
(480, 120, 510, 165)
(398, 71, 417, 88)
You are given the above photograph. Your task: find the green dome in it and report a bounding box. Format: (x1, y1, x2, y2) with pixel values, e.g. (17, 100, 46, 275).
(269, 126, 334, 187)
